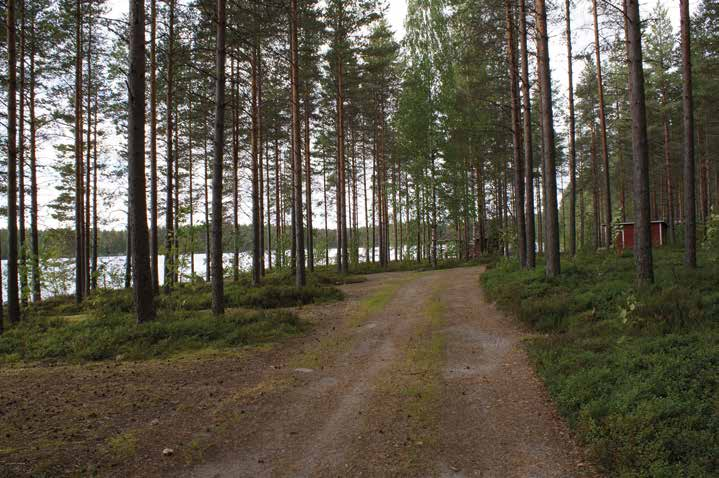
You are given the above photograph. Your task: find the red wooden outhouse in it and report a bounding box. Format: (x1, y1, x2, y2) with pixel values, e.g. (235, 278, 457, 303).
(615, 221, 668, 251)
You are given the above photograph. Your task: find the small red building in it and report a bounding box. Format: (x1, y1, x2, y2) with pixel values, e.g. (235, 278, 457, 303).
(615, 221, 668, 251)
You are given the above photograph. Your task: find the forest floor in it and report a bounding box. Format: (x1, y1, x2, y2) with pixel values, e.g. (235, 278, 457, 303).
(0, 266, 597, 478)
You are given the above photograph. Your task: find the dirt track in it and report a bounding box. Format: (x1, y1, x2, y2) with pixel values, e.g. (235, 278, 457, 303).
(188, 266, 596, 478)
(0, 266, 595, 477)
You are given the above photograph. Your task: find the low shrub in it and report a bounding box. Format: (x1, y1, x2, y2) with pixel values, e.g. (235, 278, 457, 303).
(0, 309, 305, 363)
(483, 248, 719, 476)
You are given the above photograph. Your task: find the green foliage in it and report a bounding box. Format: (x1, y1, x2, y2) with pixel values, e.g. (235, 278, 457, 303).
(0, 269, 355, 363)
(0, 308, 305, 363)
(482, 249, 719, 476)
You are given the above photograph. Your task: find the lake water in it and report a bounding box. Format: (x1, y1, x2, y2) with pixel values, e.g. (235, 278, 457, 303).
(0, 247, 411, 300)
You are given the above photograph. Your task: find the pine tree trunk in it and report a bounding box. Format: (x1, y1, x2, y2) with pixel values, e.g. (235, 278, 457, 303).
(125, 217, 132, 288)
(92, 89, 99, 288)
(127, 0, 155, 322)
(150, 0, 159, 292)
(564, 0, 576, 257)
(626, 0, 654, 283)
(663, 116, 674, 243)
(592, 0, 612, 247)
(6, 0, 21, 323)
(18, 0, 28, 305)
(173, 106, 180, 284)
(534, 0, 560, 277)
(85, 14, 92, 293)
(266, 136, 273, 270)
(336, 59, 347, 273)
(188, 86, 195, 278)
(362, 132, 370, 263)
(591, 125, 601, 250)
(232, 56, 240, 282)
(29, 10, 41, 302)
(258, 54, 265, 277)
(680, 0, 696, 268)
(74, 0, 85, 303)
(211, 0, 226, 315)
(304, 90, 314, 271)
(275, 137, 282, 268)
(164, 0, 175, 293)
(251, 46, 262, 285)
(290, 0, 306, 287)
(322, 152, 329, 265)
(203, 122, 210, 282)
(505, 0, 526, 268)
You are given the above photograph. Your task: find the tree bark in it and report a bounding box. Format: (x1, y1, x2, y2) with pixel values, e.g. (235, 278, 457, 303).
(149, 0, 159, 292)
(164, 0, 175, 293)
(203, 121, 210, 282)
(251, 46, 262, 285)
(680, 0, 696, 268)
(535, 0, 560, 276)
(290, 0, 306, 287)
(304, 89, 314, 272)
(128, 0, 155, 322)
(266, 136, 272, 270)
(591, 125, 601, 250)
(211, 0, 226, 315)
(663, 115, 674, 243)
(336, 45, 347, 273)
(92, 89, 99, 288)
(626, 0, 654, 283)
(6, 0, 21, 323)
(232, 56, 240, 282)
(85, 12, 92, 293)
(505, 0, 526, 268)
(29, 9, 41, 302)
(74, 0, 85, 303)
(564, 0, 577, 257)
(592, 0, 612, 246)
(19, 0, 28, 305)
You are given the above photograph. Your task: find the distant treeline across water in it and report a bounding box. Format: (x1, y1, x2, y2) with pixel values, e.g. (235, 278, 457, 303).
(0, 225, 347, 260)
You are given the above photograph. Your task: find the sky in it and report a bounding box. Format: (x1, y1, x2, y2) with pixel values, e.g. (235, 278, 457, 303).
(39, 0, 686, 231)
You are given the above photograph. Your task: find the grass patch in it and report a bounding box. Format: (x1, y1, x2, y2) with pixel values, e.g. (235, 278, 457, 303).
(104, 431, 138, 464)
(0, 308, 306, 363)
(291, 275, 412, 369)
(482, 248, 719, 477)
(349, 275, 415, 328)
(0, 269, 349, 364)
(385, 290, 447, 473)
